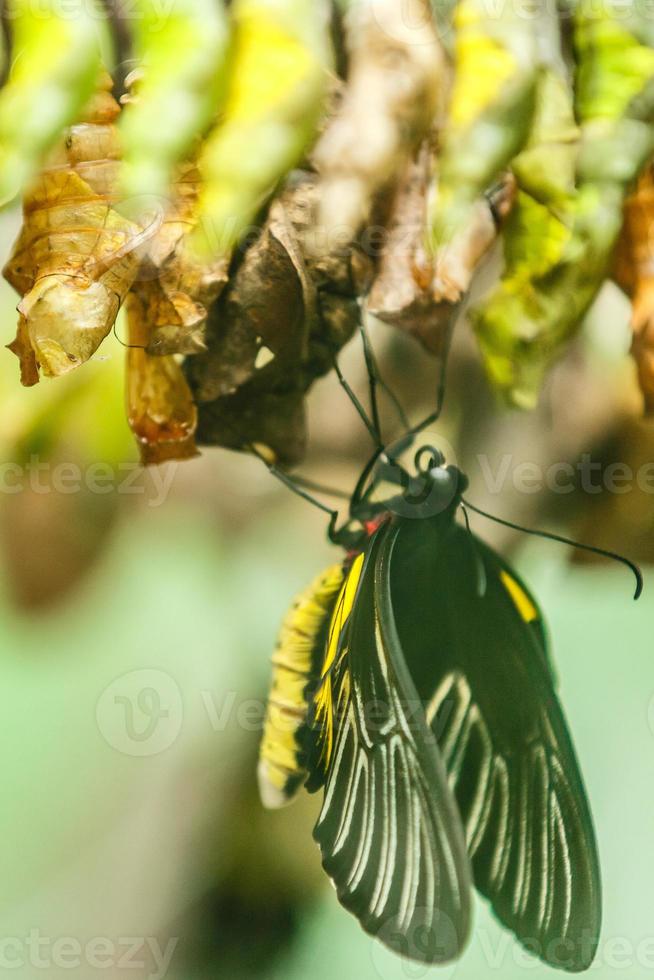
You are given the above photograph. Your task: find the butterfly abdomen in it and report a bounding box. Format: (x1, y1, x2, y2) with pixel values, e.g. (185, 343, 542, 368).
(258, 563, 345, 809)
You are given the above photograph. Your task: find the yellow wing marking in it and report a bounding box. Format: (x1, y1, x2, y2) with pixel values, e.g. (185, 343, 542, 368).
(258, 562, 344, 809)
(500, 570, 538, 623)
(314, 551, 366, 769)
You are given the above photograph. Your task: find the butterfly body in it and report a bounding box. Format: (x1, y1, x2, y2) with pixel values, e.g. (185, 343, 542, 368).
(258, 562, 345, 808)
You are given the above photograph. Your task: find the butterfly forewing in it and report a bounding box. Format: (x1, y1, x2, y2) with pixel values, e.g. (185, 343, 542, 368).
(311, 528, 473, 963)
(387, 516, 601, 972)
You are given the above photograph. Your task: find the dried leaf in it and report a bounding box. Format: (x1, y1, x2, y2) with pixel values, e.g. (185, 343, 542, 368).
(4, 71, 152, 381)
(125, 291, 198, 466)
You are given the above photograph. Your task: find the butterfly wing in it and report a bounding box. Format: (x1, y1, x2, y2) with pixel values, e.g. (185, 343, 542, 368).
(311, 527, 473, 963)
(386, 516, 601, 972)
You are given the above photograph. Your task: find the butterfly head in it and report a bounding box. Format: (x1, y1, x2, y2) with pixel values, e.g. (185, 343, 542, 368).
(351, 444, 468, 531)
(401, 445, 469, 514)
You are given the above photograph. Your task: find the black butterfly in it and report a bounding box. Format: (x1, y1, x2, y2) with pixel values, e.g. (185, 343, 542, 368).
(257, 331, 640, 972)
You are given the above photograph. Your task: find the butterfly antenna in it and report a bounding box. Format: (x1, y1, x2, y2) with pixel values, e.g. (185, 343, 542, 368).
(462, 498, 644, 600)
(460, 503, 487, 598)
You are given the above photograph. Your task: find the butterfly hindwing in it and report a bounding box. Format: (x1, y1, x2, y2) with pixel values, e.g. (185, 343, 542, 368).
(387, 515, 601, 972)
(311, 526, 473, 964)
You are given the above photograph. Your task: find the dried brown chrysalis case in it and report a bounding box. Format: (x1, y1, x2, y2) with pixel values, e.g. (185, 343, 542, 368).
(3, 70, 152, 382)
(311, 0, 445, 249)
(125, 291, 198, 466)
(120, 71, 230, 358)
(367, 146, 514, 355)
(187, 171, 373, 466)
(130, 159, 230, 358)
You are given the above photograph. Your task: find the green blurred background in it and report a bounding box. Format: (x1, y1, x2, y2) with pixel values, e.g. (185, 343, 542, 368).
(0, 198, 652, 980)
